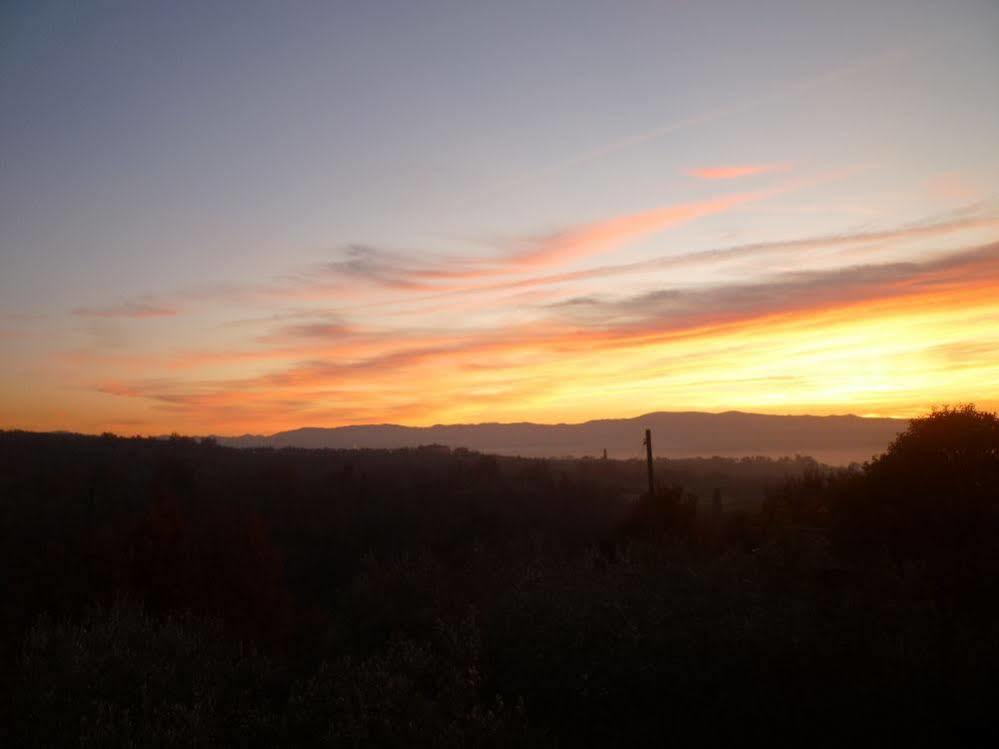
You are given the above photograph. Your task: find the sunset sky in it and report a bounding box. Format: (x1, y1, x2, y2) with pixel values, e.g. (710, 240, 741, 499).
(2, 1, 999, 435)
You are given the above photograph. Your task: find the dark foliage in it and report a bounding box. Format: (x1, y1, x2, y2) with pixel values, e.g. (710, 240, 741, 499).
(2, 408, 998, 745)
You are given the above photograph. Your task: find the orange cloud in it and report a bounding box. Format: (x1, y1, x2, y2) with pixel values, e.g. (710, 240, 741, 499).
(684, 163, 791, 180)
(78, 242, 999, 435)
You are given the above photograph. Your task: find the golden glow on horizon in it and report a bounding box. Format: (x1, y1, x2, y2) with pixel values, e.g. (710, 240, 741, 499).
(6, 267, 997, 435)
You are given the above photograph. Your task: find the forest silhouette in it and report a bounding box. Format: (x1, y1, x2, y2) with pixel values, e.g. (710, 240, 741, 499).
(3, 405, 998, 745)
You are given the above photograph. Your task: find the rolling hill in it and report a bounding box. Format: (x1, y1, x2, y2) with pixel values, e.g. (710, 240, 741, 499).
(218, 411, 907, 465)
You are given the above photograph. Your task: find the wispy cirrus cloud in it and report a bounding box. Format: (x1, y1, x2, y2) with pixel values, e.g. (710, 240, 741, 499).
(77, 187, 783, 316)
(91, 240, 999, 433)
(548, 241, 999, 332)
(684, 163, 791, 180)
(73, 301, 178, 319)
(353, 211, 999, 309)
(322, 189, 778, 284)
(508, 190, 772, 268)
(475, 45, 910, 200)
(64, 209, 999, 377)
(267, 166, 861, 302)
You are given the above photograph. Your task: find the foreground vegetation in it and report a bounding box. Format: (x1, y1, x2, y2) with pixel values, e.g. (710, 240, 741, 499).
(2, 406, 998, 745)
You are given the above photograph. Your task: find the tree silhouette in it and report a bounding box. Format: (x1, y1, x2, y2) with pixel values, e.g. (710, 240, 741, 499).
(837, 405, 999, 609)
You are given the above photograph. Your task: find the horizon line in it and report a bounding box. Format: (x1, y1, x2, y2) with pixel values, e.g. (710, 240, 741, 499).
(3, 406, 922, 440)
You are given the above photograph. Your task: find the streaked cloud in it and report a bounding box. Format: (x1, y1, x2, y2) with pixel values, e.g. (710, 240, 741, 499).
(509, 190, 771, 268)
(75, 187, 783, 315)
(72, 301, 179, 319)
(86, 240, 999, 434)
(684, 163, 791, 180)
(350, 211, 999, 308)
(475, 45, 911, 200)
(549, 242, 999, 331)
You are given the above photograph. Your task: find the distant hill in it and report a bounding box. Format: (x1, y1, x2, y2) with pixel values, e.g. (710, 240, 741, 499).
(218, 411, 907, 465)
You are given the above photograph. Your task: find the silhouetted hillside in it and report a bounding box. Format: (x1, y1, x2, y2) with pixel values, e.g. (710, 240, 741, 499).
(5, 406, 998, 745)
(219, 410, 905, 464)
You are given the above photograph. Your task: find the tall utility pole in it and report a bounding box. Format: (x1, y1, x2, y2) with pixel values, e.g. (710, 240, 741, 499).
(644, 428, 655, 497)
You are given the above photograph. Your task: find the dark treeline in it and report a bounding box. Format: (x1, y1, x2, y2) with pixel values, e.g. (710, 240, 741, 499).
(3, 405, 998, 745)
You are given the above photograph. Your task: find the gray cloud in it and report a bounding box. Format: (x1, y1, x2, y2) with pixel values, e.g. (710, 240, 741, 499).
(72, 301, 178, 319)
(549, 241, 999, 332)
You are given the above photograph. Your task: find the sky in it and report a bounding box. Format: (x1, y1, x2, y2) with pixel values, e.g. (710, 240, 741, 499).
(2, 0, 999, 435)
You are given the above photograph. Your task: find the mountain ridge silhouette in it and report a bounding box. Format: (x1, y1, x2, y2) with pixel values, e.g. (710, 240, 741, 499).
(217, 410, 907, 465)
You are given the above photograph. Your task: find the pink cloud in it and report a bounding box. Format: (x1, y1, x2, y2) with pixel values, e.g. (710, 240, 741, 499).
(510, 190, 772, 268)
(337, 190, 777, 284)
(477, 46, 907, 200)
(684, 163, 791, 181)
(62, 168, 843, 321)
(923, 171, 978, 202)
(153, 189, 780, 309)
